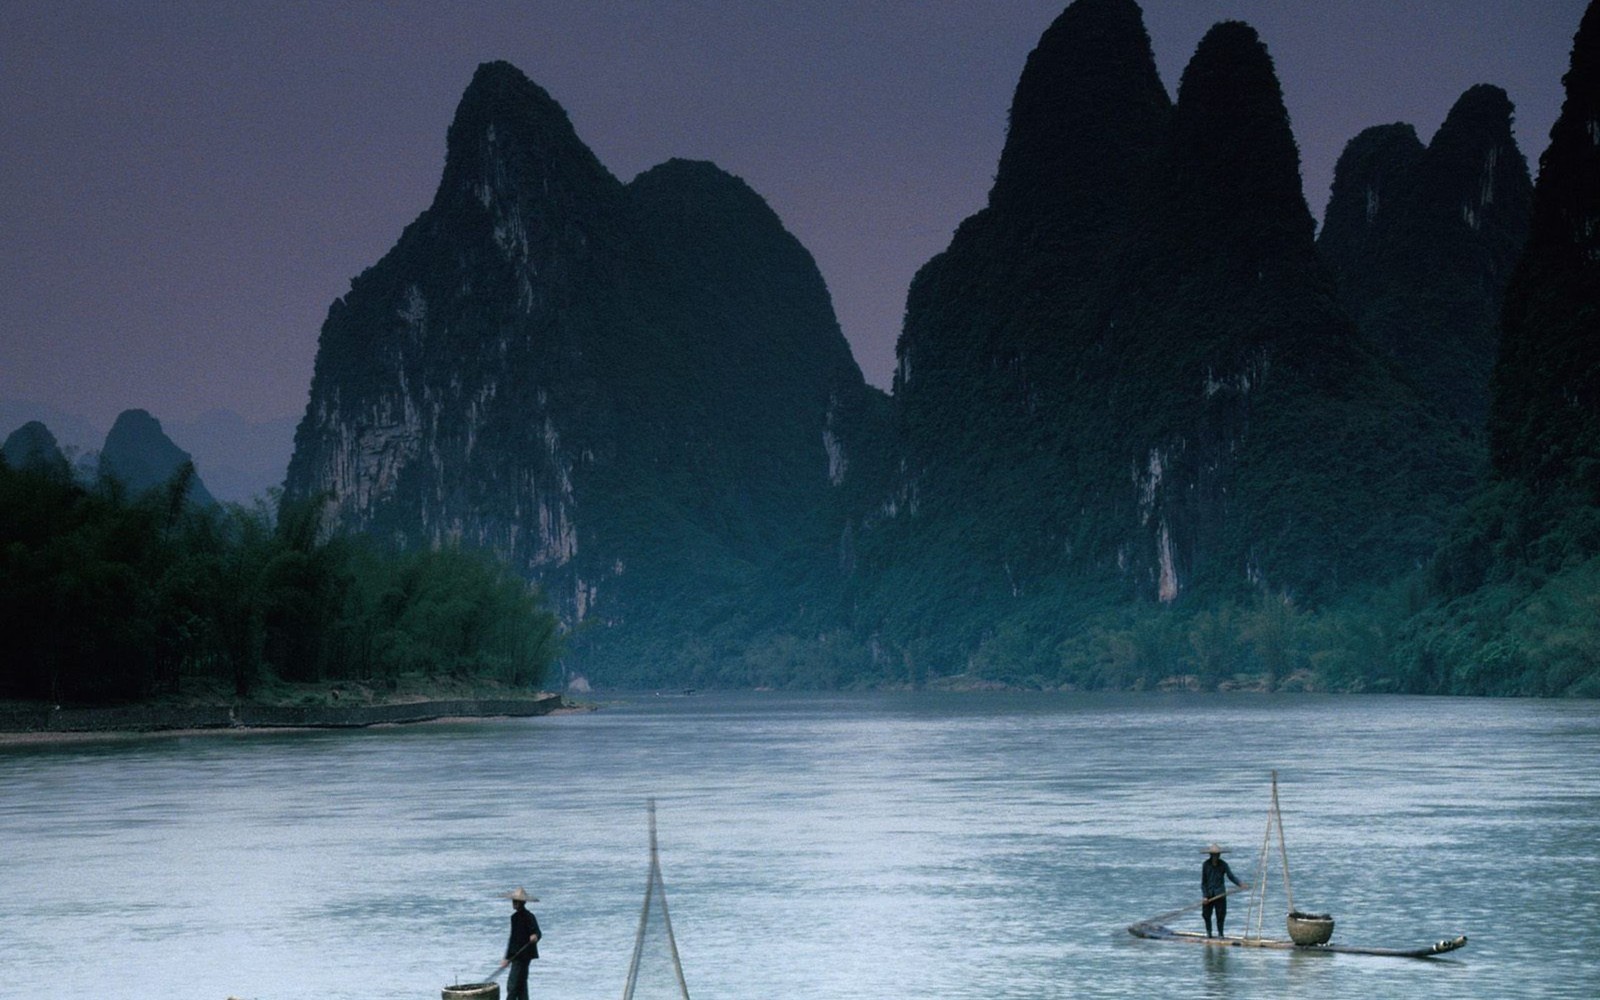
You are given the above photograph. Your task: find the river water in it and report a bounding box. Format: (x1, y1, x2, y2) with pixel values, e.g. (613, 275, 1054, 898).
(2, 692, 1597, 1000)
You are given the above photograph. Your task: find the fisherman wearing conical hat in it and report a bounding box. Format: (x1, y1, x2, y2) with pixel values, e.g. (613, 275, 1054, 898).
(498, 887, 541, 1000)
(1201, 844, 1247, 938)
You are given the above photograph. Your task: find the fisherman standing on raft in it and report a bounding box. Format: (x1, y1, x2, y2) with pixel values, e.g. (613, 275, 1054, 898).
(499, 886, 541, 1000)
(1201, 844, 1247, 938)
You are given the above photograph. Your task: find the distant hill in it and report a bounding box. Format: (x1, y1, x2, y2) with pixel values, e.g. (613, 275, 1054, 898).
(0, 401, 101, 458)
(2, 421, 72, 478)
(1, 402, 296, 504)
(99, 409, 215, 507)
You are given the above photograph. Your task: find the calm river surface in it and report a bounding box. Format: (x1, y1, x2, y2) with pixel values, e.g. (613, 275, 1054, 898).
(3, 692, 1598, 999)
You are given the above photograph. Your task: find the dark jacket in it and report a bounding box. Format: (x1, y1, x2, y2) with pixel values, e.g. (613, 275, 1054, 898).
(1202, 856, 1242, 898)
(506, 907, 540, 963)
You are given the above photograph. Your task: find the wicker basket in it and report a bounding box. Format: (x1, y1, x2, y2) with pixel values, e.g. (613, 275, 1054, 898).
(442, 983, 499, 1000)
(1287, 911, 1335, 945)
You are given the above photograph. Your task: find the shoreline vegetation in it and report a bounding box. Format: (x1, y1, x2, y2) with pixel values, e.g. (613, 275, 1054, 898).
(0, 459, 563, 712)
(0, 678, 573, 743)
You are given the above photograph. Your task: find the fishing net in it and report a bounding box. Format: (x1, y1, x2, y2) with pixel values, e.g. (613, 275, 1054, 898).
(621, 800, 691, 1000)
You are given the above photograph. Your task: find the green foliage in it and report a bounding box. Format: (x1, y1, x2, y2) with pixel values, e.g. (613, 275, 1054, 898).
(0, 460, 560, 705)
(939, 583, 1449, 695)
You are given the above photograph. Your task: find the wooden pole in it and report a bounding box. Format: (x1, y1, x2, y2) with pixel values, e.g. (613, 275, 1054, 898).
(1272, 770, 1296, 914)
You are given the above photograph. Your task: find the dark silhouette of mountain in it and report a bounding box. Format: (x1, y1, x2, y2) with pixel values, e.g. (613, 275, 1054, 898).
(0, 401, 101, 457)
(879, 0, 1174, 630)
(0, 403, 293, 501)
(2, 421, 72, 478)
(1319, 86, 1533, 428)
(1318, 124, 1426, 270)
(98, 409, 215, 507)
(1490, 3, 1600, 491)
(285, 62, 883, 683)
(850, 3, 1479, 679)
(1405, 0, 1600, 696)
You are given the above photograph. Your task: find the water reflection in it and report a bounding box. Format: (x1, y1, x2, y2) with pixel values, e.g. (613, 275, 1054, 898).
(1199, 942, 1234, 997)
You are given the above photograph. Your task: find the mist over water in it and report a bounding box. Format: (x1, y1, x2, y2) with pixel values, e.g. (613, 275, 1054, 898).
(3, 692, 1597, 999)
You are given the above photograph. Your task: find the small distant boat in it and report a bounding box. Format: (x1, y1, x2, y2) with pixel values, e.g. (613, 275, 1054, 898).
(1128, 771, 1467, 959)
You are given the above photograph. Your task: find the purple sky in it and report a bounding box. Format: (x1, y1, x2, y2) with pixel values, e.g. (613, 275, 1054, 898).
(2, 1, 1588, 433)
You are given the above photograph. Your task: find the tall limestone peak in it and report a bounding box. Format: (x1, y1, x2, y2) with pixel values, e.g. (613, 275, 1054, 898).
(1525, 0, 1600, 265)
(1318, 123, 1425, 273)
(435, 60, 619, 217)
(287, 63, 879, 683)
(1172, 21, 1315, 260)
(887, 0, 1175, 605)
(1318, 83, 1532, 427)
(1490, 0, 1600, 488)
(99, 409, 214, 506)
(627, 158, 864, 394)
(1418, 85, 1530, 247)
(1418, 1, 1600, 696)
(989, 0, 1170, 215)
(862, 5, 1477, 677)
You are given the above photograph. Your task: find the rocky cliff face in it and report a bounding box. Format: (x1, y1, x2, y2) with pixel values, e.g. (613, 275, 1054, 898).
(285, 62, 880, 679)
(856, 1, 1480, 670)
(1319, 86, 1533, 427)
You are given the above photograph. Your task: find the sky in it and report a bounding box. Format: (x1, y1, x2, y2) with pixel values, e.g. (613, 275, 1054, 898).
(2, 0, 1589, 436)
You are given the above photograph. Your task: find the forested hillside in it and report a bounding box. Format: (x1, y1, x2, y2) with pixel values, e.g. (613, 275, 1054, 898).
(845, 2, 1486, 689)
(1402, 0, 1600, 697)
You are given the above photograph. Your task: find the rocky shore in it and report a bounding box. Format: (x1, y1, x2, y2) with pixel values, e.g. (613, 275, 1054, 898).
(0, 691, 564, 739)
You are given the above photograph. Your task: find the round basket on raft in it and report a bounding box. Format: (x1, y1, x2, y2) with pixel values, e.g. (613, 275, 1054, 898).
(442, 983, 499, 1000)
(1287, 911, 1335, 945)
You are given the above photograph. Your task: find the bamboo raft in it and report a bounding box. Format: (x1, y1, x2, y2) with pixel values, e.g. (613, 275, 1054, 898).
(1127, 921, 1468, 958)
(1129, 771, 1467, 960)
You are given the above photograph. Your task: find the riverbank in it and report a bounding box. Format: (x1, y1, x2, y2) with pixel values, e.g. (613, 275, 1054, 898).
(0, 677, 573, 742)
